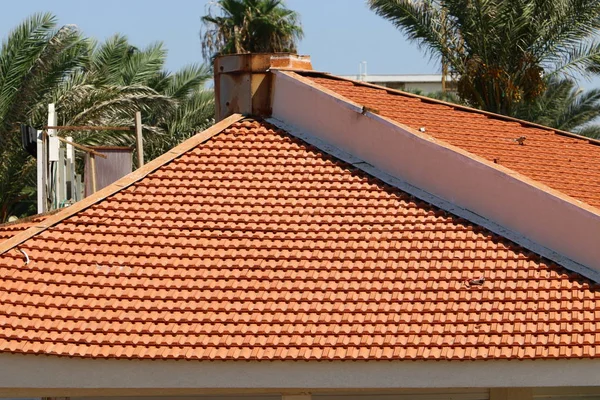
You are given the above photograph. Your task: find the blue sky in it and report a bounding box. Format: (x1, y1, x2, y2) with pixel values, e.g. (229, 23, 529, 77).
(0, 0, 435, 76)
(1, 0, 598, 89)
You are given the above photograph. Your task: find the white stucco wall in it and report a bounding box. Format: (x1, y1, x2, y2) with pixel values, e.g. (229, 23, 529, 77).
(1, 353, 600, 397)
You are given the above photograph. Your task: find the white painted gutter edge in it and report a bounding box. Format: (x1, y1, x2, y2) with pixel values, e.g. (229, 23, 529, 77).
(0, 353, 599, 394)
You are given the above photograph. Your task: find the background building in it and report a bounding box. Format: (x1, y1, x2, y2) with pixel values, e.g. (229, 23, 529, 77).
(339, 73, 456, 93)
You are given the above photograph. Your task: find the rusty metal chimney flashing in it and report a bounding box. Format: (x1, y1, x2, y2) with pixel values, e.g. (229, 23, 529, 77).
(214, 53, 313, 121)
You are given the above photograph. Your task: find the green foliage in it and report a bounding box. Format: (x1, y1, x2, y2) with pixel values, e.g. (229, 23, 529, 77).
(406, 88, 465, 105)
(200, 0, 303, 60)
(0, 15, 214, 222)
(368, 0, 600, 115)
(0, 136, 37, 221)
(513, 77, 600, 135)
(144, 63, 215, 160)
(0, 13, 87, 221)
(0, 13, 88, 146)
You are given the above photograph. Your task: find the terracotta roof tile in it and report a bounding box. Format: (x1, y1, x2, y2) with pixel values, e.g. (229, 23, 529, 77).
(0, 213, 53, 243)
(302, 74, 600, 209)
(0, 119, 598, 360)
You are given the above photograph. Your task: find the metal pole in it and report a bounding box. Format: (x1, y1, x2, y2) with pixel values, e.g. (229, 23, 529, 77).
(58, 147, 65, 206)
(90, 154, 97, 194)
(135, 111, 144, 167)
(37, 130, 45, 213)
(47, 103, 57, 211)
(66, 136, 74, 202)
(441, 60, 447, 93)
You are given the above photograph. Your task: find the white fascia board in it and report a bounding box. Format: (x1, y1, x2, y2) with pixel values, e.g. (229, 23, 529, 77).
(0, 353, 600, 395)
(270, 70, 600, 282)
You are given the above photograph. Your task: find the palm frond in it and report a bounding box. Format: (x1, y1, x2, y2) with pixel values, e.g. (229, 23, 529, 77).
(145, 89, 215, 160)
(369, 0, 600, 114)
(513, 77, 600, 132)
(369, 0, 460, 64)
(120, 42, 166, 86)
(575, 124, 600, 139)
(200, 0, 303, 60)
(163, 63, 211, 99)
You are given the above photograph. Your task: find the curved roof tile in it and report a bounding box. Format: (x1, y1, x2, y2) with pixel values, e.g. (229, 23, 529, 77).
(0, 119, 598, 360)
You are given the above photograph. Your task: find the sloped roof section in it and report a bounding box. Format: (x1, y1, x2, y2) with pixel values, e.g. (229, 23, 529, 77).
(0, 213, 53, 243)
(0, 118, 598, 361)
(301, 73, 600, 209)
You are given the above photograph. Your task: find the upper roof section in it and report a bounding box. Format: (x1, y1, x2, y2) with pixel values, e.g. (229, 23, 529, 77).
(0, 117, 598, 361)
(0, 214, 52, 243)
(301, 73, 600, 209)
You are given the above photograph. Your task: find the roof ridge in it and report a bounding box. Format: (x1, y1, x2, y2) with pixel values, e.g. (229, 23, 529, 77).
(0, 113, 244, 256)
(0, 209, 59, 229)
(299, 71, 600, 147)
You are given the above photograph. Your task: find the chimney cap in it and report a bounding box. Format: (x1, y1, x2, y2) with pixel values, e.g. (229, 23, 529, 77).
(214, 53, 313, 74)
(213, 53, 313, 121)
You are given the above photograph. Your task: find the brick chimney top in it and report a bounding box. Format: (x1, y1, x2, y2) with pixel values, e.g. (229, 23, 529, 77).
(269, 54, 313, 70)
(214, 53, 313, 121)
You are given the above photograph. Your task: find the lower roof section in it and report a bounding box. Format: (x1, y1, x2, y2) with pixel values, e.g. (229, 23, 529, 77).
(0, 119, 598, 361)
(0, 353, 599, 396)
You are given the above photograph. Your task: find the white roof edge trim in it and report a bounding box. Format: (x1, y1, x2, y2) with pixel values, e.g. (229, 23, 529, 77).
(0, 353, 599, 394)
(267, 117, 600, 282)
(270, 70, 600, 282)
(267, 118, 598, 283)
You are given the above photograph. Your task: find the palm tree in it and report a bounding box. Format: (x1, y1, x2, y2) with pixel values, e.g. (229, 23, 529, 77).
(0, 138, 38, 221)
(0, 13, 88, 220)
(69, 35, 215, 161)
(0, 14, 88, 148)
(513, 78, 600, 137)
(140, 62, 215, 161)
(27, 34, 214, 162)
(0, 16, 214, 222)
(368, 0, 600, 116)
(200, 0, 303, 60)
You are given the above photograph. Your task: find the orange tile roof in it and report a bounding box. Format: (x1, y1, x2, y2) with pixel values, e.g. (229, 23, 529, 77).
(0, 214, 52, 243)
(0, 118, 598, 361)
(302, 74, 600, 209)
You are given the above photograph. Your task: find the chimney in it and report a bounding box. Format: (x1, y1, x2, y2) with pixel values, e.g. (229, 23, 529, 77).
(214, 53, 313, 121)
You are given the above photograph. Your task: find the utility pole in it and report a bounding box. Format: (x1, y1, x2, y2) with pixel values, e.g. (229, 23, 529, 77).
(135, 111, 144, 167)
(36, 130, 44, 213)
